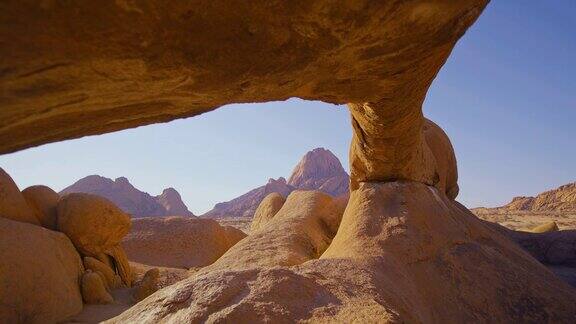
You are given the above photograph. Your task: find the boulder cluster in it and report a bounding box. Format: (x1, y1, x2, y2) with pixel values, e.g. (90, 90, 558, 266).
(0, 168, 136, 323)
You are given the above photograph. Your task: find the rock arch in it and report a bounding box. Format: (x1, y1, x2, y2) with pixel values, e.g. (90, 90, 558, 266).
(2, 1, 576, 322)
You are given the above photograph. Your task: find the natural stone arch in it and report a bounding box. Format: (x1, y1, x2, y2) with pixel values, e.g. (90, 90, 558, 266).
(3, 1, 576, 322)
(0, 0, 486, 191)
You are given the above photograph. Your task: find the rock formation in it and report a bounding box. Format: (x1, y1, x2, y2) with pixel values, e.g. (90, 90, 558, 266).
(0, 168, 149, 321)
(0, 217, 84, 323)
(0, 168, 41, 225)
(81, 271, 114, 304)
(0, 1, 486, 155)
(61, 175, 194, 217)
(111, 182, 576, 323)
(211, 190, 346, 270)
(250, 192, 286, 231)
(122, 216, 247, 269)
(423, 119, 459, 199)
(84, 257, 120, 290)
(204, 148, 349, 218)
(58, 193, 133, 287)
(22, 185, 60, 230)
(58, 193, 131, 256)
(4, 1, 576, 322)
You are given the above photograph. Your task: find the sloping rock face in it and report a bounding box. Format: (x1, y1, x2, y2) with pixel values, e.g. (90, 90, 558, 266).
(287, 147, 349, 196)
(61, 175, 194, 217)
(203, 177, 294, 218)
(530, 183, 576, 211)
(208, 190, 346, 270)
(483, 220, 576, 287)
(155, 188, 194, 217)
(122, 216, 247, 269)
(0, 217, 84, 323)
(487, 223, 576, 267)
(204, 148, 348, 218)
(110, 182, 576, 323)
(505, 196, 537, 210)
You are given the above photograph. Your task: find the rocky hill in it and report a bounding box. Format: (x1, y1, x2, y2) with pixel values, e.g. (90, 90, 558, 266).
(203, 148, 349, 218)
(60, 175, 194, 217)
(488, 182, 576, 212)
(472, 182, 576, 231)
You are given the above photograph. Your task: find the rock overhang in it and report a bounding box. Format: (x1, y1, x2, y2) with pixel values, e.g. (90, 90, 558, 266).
(0, 0, 489, 159)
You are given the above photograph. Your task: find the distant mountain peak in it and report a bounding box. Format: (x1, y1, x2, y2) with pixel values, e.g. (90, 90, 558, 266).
(155, 187, 194, 217)
(288, 148, 347, 187)
(60, 175, 195, 217)
(161, 187, 178, 195)
(203, 148, 349, 218)
(115, 176, 131, 185)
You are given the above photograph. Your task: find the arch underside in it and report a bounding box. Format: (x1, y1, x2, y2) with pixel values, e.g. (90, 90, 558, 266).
(0, 0, 485, 190)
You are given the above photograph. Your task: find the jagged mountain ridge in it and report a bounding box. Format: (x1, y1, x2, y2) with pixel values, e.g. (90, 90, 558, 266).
(60, 175, 194, 217)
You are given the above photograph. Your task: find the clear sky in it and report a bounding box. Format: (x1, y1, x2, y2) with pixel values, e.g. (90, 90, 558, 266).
(1, 2, 574, 214)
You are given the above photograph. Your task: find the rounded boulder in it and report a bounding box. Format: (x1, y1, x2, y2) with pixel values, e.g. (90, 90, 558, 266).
(57, 193, 131, 256)
(22, 185, 60, 230)
(251, 192, 286, 231)
(0, 217, 84, 323)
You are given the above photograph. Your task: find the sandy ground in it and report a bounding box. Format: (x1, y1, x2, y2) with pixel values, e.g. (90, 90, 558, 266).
(472, 209, 576, 231)
(64, 262, 189, 323)
(215, 216, 252, 233)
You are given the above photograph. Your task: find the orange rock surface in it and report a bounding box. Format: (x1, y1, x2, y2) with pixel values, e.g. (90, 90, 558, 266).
(0, 217, 84, 323)
(122, 216, 246, 269)
(110, 182, 576, 323)
(250, 192, 286, 232)
(22, 185, 60, 230)
(0, 168, 41, 225)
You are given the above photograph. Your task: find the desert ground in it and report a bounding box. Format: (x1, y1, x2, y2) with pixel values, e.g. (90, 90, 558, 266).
(474, 210, 576, 231)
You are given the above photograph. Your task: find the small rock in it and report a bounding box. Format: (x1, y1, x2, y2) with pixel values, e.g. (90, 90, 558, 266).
(81, 271, 113, 304)
(84, 256, 119, 289)
(528, 221, 559, 233)
(133, 268, 160, 302)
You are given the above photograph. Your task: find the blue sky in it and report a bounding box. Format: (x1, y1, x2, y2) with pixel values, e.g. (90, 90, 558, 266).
(1, 2, 574, 214)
